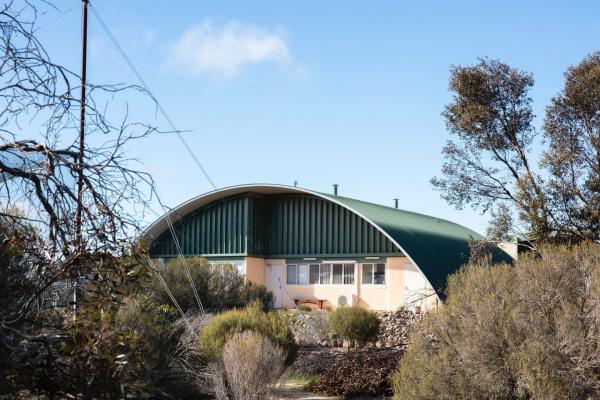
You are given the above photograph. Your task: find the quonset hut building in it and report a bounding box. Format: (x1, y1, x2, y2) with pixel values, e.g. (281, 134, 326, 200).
(145, 184, 508, 311)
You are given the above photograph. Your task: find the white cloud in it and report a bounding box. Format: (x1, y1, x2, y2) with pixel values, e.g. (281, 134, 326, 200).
(166, 20, 295, 78)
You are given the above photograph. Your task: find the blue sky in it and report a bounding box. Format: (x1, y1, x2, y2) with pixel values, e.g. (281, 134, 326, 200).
(36, 0, 600, 233)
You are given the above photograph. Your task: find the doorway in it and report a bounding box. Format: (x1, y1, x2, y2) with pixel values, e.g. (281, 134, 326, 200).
(265, 264, 284, 308)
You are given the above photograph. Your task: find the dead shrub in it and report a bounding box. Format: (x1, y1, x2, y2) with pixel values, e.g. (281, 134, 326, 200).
(208, 331, 286, 400)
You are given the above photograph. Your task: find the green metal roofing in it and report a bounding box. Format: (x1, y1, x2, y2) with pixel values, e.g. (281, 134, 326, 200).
(318, 193, 511, 292)
(144, 184, 512, 295)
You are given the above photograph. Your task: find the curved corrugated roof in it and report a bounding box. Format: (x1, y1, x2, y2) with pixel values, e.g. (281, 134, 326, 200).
(319, 193, 511, 291)
(144, 184, 511, 294)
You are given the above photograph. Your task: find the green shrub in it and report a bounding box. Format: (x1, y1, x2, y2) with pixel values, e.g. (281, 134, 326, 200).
(199, 303, 297, 362)
(153, 257, 273, 312)
(238, 281, 274, 311)
(393, 243, 600, 400)
(328, 306, 380, 347)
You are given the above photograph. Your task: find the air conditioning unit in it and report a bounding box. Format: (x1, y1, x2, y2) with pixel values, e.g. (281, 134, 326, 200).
(337, 294, 355, 307)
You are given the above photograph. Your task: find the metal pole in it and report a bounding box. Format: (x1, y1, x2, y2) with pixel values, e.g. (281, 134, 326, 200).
(74, 0, 88, 323)
(77, 0, 88, 248)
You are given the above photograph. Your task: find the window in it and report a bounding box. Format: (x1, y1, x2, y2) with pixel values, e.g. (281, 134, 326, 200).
(298, 264, 309, 285)
(362, 264, 373, 284)
(320, 264, 331, 284)
(287, 264, 298, 284)
(287, 263, 355, 285)
(322, 263, 354, 285)
(287, 264, 310, 285)
(332, 264, 343, 284)
(209, 262, 244, 276)
(309, 264, 320, 284)
(343, 264, 355, 284)
(362, 263, 385, 285)
(374, 263, 385, 284)
(235, 263, 244, 275)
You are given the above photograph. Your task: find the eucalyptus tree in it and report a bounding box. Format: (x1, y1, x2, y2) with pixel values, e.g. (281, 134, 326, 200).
(542, 52, 600, 242)
(432, 53, 600, 244)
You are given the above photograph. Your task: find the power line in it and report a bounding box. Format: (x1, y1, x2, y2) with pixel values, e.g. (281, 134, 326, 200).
(149, 188, 206, 316)
(144, 185, 207, 316)
(144, 254, 189, 326)
(86, 2, 209, 316)
(87, 1, 217, 190)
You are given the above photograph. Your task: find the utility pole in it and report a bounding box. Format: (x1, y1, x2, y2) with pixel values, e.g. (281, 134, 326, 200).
(74, 0, 88, 323)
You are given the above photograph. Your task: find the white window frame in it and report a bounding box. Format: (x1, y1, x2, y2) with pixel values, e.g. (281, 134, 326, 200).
(361, 262, 386, 286)
(286, 261, 356, 286)
(209, 261, 245, 276)
(325, 262, 356, 286)
(298, 264, 309, 285)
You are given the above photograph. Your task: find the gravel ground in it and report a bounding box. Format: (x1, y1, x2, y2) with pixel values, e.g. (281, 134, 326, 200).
(271, 382, 338, 400)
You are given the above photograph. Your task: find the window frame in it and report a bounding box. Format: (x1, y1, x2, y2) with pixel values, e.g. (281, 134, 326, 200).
(208, 261, 245, 276)
(309, 264, 320, 284)
(285, 262, 356, 286)
(298, 264, 309, 285)
(286, 264, 298, 285)
(361, 262, 386, 286)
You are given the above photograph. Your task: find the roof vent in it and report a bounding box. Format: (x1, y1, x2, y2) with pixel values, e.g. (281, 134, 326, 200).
(394, 198, 399, 209)
(333, 184, 339, 196)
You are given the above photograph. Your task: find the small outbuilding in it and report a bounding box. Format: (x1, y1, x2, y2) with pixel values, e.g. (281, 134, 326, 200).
(145, 184, 508, 311)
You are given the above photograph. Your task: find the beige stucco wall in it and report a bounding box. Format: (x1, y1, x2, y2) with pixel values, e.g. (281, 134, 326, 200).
(498, 242, 519, 260)
(404, 261, 438, 311)
(258, 259, 361, 310)
(259, 256, 439, 311)
(244, 256, 266, 285)
(247, 255, 439, 311)
(356, 256, 407, 310)
(279, 281, 359, 310)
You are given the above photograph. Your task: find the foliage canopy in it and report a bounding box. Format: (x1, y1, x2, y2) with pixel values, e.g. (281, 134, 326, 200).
(433, 53, 600, 243)
(393, 242, 600, 400)
(328, 306, 380, 347)
(199, 303, 296, 362)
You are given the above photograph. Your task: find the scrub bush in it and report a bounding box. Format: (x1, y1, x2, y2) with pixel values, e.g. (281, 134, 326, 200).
(153, 257, 273, 312)
(208, 331, 286, 400)
(328, 306, 380, 347)
(199, 303, 296, 362)
(393, 243, 600, 400)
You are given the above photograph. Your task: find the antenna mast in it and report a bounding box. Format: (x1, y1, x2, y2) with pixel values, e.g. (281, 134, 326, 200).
(74, 0, 88, 322)
(76, 0, 88, 249)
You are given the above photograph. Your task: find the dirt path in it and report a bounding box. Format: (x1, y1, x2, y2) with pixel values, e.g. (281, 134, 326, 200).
(271, 382, 389, 400)
(271, 382, 338, 400)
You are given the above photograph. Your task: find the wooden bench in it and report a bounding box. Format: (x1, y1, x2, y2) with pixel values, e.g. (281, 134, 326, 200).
(294, 298, 326, 310)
